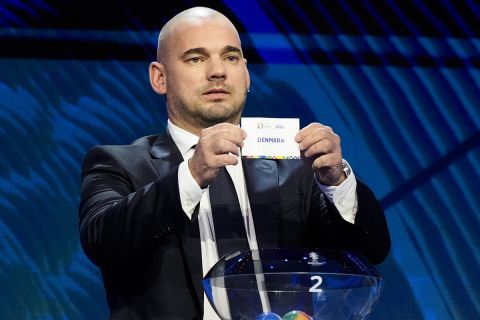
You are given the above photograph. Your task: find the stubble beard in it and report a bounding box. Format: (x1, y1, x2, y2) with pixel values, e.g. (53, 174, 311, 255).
(169, 90, 247, 128)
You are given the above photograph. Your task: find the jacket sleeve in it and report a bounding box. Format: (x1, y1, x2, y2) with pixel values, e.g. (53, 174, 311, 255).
(78, 146, 188, 267)
(308, 179, 391, 264)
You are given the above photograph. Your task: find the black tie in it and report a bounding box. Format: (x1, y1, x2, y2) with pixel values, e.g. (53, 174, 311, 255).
(209, 167, 250, 258)
(209, 166, 263, 318)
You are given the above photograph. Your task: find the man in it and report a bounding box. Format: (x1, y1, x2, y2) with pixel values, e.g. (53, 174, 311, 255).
(79, 7, 390, 320)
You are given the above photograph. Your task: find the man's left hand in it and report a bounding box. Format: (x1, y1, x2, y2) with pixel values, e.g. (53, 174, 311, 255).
(295, 122, 346, 186)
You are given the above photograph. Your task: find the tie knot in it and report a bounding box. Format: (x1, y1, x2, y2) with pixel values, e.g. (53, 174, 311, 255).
(185, 144, 196, 159)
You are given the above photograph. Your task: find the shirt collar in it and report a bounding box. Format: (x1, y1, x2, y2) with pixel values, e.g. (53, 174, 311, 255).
(167, 119, 199, 157)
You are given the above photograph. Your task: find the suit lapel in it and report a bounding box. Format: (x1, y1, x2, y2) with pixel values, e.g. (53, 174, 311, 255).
(149, 134, 204, 309)
(243, 158, 280, 249)
(149, 134, 184, 174)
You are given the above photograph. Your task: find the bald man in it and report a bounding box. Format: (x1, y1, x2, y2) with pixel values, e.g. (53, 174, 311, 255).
(79, 7, 390, 319)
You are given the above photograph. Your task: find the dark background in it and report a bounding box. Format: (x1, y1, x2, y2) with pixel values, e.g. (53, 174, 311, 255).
(0, 0, 479, 319)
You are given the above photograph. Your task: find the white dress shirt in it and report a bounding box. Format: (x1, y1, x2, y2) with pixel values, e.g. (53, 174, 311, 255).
(167, 120, 358, 319)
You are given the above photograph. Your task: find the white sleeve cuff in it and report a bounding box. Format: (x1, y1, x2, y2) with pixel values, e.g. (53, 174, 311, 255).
(315, 160, 358, 224)
(178, 160, 204, 219)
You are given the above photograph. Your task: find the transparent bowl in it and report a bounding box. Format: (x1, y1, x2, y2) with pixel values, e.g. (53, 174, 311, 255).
(202, 249, 384, 320)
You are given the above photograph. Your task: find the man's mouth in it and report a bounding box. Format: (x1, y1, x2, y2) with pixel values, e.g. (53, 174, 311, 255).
(204, 88, 229, 94)
(203, 88, 229, 100)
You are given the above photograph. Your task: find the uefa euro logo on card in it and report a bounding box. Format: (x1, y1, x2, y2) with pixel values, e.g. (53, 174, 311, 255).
(241, 117, 300, 159)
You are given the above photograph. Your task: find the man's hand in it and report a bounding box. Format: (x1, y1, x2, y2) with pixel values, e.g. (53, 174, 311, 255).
(295, 122, 346, 186)
(189, 123, 247, 187)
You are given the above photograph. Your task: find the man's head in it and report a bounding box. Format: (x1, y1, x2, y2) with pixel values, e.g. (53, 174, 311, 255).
(149, 7, 250, 135)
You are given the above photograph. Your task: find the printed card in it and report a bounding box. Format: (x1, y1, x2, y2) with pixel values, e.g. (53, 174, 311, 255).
(241, 117, 300, 159)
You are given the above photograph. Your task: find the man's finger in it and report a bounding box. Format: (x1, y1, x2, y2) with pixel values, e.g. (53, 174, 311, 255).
(295, 122, 323, 142)
(303, 138, 335, 158)
(298, 126, 336, 151)
(211, 139, 241, 156)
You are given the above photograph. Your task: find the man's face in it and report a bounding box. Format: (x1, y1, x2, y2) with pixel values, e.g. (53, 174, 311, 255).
(162, 17, 250, 130)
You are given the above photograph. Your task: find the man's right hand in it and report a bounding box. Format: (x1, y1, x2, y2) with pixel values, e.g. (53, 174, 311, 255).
(188, 123, 247, 187)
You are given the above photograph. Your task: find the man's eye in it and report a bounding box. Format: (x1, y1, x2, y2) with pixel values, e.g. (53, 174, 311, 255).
(226, 55, 240, 63)
(187, 57, 202, 64)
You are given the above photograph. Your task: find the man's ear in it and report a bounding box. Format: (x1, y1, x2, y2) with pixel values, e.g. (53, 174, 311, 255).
(244, 58, 251, 91)
(149, 61, 167, 95)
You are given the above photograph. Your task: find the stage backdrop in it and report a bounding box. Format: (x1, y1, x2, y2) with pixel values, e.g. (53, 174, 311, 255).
(0, 1, 479, 319)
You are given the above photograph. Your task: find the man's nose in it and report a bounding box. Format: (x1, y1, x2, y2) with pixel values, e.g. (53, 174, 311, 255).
(206, 58, 227, 81)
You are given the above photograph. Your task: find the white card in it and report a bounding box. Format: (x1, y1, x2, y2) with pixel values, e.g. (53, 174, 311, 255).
(241, 117, 300, 159)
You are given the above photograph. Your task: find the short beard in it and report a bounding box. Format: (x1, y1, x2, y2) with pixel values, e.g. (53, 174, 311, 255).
(168, 90, 247, 128)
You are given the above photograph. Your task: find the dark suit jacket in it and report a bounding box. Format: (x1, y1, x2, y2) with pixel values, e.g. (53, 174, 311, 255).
(79, 134, 390, 320)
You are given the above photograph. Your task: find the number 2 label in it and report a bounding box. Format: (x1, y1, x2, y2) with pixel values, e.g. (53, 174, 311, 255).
(309, 275, 323, 293)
